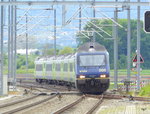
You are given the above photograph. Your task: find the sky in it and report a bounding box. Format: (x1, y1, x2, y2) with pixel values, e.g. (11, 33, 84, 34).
(3, 0, 150, 48)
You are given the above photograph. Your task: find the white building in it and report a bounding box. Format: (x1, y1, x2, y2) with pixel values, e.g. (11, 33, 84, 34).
(17, 49, 39, 55)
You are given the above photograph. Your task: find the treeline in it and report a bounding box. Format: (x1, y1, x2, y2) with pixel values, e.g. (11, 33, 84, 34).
(76, 19, 150, 69)
(16, 46, 75, 69)
(4, 19, 150, 70)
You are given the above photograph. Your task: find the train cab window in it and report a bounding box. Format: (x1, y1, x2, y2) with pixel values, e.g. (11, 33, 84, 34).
(70, 63, 73, 72)
(56, 64, 61, 71)
(63, 63, 68, 71)
(36, 64, 43, 71)
(46, 64, 52, 71)
(79, 55, 106, 66)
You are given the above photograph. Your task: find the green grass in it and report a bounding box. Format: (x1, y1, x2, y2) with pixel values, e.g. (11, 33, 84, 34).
(3, 69, 35, 74)
(16, 69, 34, 74)
(139, 84, 150, 97)
(3, 69, 150, 76)
(109, 83, 124, 90)
(110, 69, 150, 76)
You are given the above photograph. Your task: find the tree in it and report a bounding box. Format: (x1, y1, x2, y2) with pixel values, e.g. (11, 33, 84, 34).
(17, 55, 26, 69)
(58, 47, 74, 55)
(76, 19, 150, 69)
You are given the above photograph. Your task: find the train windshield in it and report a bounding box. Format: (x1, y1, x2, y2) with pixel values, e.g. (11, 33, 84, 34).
(79, 55, 106, 67)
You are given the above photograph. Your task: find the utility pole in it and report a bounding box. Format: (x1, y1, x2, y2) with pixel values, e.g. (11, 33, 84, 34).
(0, 0, 4, 95)
(25, 14, 28, 73)
(54, 9, 56, 58)
(127, 0, 131, 81)
(79, 6, 81, 31)
(8, 0, 11, 83)
(137, 0, 141, 91)
(10, 0, 14, 90)
(13, 0, 17, 89)
(62, 0, 66, 26)
(93, 0, 95, 42)
(113, 0, 118, 89)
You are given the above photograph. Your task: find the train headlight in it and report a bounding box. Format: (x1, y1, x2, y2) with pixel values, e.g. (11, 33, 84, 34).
(100, 74, 106, 78)
(79, 75, 85, 79)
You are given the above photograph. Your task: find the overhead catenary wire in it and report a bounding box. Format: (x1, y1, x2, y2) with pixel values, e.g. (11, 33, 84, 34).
(17, 15, 48, 37)
(82, 12, 112, 37)
(82, 21, 104, 38)
(17, 10, 47, 30)
(95, 9, 127, 31)
(16, 6, 32, 24)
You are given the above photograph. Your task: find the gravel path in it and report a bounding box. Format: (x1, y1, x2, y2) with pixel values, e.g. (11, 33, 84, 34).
(95, 99, 150, 114)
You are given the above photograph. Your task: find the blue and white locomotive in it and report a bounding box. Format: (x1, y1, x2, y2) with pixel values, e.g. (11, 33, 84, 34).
(35, 42, 110, 94)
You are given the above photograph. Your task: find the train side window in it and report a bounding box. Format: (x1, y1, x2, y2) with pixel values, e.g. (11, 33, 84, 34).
(46, 64, 52, 71)
(36, 64, 43, 71)
(70, 63, 73, 72)
(56, 63, 61, 71)
(63, 63, 68, 71)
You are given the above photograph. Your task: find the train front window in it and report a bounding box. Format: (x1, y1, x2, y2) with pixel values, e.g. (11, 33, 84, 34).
(79, 55, 105, 66)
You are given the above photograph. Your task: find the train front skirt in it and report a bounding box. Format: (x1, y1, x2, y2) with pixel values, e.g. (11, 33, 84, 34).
(76, 78, 109, 94)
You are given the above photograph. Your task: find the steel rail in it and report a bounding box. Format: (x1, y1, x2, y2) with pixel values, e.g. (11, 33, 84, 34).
(86, 94, 104, 114)
(17, 84, 43, 92)
(2, 94, 57, 114)
(0, 95, 39, 108)
(53, 96, 84, 114)
(0, 1, 149, 6)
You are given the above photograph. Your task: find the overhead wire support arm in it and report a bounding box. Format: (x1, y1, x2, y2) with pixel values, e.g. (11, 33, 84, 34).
(82, 21, 104, 38)
(16, 6, 32, 24)
(17, 10, 47, 30)
(0, 1, 149, 6)
(66, 6, 86, 25)
(82, 13, 111, 37)
(95, 9, 126, 30)
(79, 32, 90, 39)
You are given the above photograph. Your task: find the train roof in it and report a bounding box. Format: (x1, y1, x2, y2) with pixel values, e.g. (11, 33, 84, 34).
(35, 42, 107, 63)
(35, 54, 75, 62)
(77, 42, 107, 53)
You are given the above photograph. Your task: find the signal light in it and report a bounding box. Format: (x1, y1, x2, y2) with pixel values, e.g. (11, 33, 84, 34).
(144, 11, 150, 32)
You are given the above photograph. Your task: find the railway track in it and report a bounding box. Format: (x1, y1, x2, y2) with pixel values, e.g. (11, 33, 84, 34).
(53, 95, 84, 114)
(85, 94, 104, 114)
(53, 94, 104, 114)
(0, 93, 57, 114)
(17, 81, 77, 93)
(0, 95, 39, 109)
(2, 91, 149, 114)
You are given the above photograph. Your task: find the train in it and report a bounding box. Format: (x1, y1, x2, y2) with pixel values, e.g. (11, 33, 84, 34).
(35, 42, 110, 94)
